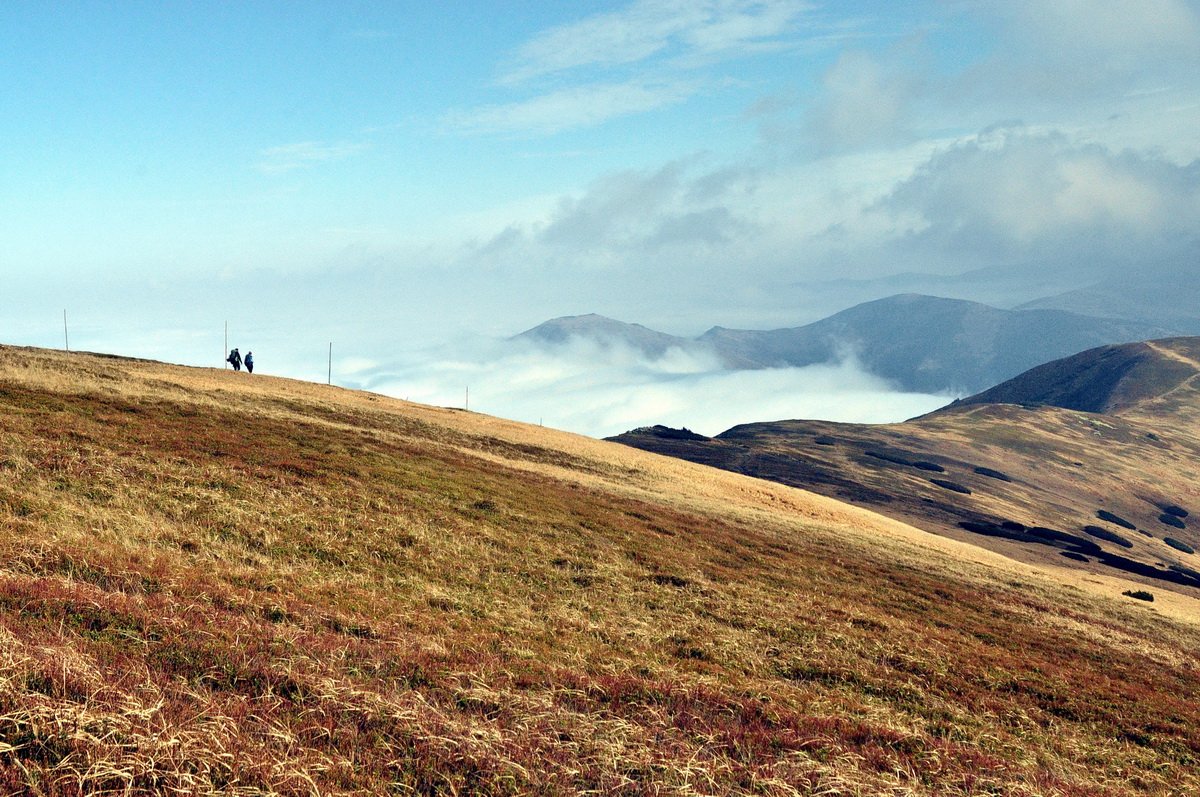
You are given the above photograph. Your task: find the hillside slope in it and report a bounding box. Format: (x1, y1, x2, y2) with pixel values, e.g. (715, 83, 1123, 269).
(2, 345, 1200, 795)
(613, 338, 1200, 600)
(948, 338, 1200, 414)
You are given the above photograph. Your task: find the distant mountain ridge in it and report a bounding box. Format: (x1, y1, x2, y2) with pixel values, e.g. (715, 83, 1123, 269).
(1017, 274, 1200, 334)
(517, 294, 1179, 394)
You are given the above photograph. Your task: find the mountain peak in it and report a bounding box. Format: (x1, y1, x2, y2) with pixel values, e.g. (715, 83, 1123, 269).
(513, 313, 693, 357)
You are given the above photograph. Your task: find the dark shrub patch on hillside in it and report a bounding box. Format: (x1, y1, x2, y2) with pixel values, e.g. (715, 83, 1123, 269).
(973, 467, 1012, 482)
(1027, 527, 1099, 552)
(1096, 510, 1136, 530)
(1100, 552, 1199, 585)
(1083, 525, 1133, 549)
(1170, 563, 1200, 580)
(1122, 590, 1154, 602)
(865, 450, 912, 467)
(953, 520, 1200, 586)
(1159, 503, 1189, 518)
(959, 521, 1015, 538)
(862, 450, 945, 473)
(1061, 552, 1089, 562)
(1165, 537, 1196, 555)
(813, 436, 838, 446)
(1159, 513, 1186, 529)
(930, 479, 971, 494)
(957, 521, 1101, 555)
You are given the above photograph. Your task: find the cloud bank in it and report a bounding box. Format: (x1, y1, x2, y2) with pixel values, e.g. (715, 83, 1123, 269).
(345, 337, 949, 439)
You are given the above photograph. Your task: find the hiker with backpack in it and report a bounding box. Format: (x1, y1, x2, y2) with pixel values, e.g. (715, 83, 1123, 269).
(227, 348, 242, 371)
(245, 352, 254, 373)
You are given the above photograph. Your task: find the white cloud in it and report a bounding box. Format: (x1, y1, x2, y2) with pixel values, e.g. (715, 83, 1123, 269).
(349, 337, 947, 438)
(256, 141, 369, 174)
(1001, 0, 1199, 60)
(536, 158, 755, 251)
(446, 0, 810, 137)
(499, 0, 811, 84)
(682, 1, 806, 53)
(877, 130, 1200, 262)
(464, 138, 947, 290)
(961, 0, 1200, 105)
(806, 49, 921, 152)
(443, 79, 699, 136)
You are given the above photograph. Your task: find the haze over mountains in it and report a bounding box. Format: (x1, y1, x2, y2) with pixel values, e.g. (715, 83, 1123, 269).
(518, 292, 1180, 395)
(1017, 273, 1200, 334)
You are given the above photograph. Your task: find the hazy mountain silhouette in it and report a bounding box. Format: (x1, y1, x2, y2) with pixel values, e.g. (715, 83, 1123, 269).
(699, 294, 1180, 393)
(515, 313, 690, 355)
(519, 296, 1178, 394)
(1017, 274, 1200, 334)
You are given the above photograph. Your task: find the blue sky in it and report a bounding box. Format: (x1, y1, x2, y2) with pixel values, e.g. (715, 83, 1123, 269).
(4, 1, 1200, 434)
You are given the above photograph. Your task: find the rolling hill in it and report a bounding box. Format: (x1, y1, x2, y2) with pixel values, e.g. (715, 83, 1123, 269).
(950, 337, 1200, 414)
(2, 344, 1200, 794)
(612, 338, 1200, 601)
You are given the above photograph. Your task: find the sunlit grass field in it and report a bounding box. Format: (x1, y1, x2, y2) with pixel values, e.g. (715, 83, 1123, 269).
(1, 345, 1198, 795)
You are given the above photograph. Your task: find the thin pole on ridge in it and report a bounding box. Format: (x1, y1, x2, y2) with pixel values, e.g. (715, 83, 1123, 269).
(328, 342, 332, 386)
(63, 310, 69, 352)
(224, 321, 228, 369)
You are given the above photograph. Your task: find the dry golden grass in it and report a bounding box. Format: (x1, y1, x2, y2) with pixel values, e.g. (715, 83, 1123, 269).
(1, 344, 1199, 795)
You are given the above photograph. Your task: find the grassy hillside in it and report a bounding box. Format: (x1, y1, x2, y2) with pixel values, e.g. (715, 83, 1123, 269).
(2, 345, 1199, 795)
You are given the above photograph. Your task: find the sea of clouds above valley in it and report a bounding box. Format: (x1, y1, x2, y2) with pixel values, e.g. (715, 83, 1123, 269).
(345, 338, 950, 439)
